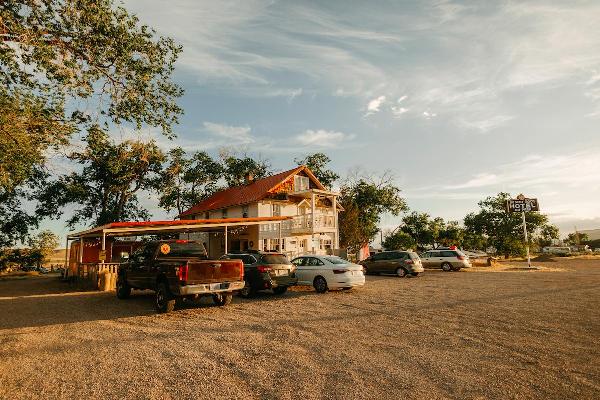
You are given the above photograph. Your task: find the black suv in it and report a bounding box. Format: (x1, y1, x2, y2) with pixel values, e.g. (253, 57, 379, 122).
(220, 251, 297, 297)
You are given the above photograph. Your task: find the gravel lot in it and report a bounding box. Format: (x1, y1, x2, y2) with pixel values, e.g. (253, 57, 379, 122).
(1, 259, 599, 400)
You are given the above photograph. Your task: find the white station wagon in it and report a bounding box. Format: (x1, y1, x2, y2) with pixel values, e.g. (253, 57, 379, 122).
(291, 255, 365, 293)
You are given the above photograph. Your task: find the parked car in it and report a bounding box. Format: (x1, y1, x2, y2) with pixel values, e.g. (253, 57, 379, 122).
(420, 249, 471, 271)
(542, 246, 572, 256)
(220, 251, 297, 297)
(36, 266, 49, 274)
(291, 255, 365, 293)
(117, 240, 245, 313)
(359, 250, 424, 277)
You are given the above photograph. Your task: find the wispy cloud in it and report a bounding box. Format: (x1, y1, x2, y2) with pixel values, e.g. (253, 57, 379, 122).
(202, 122, 254, 144)
(364, 95, 386, 116)
(295, 129, 355, 147)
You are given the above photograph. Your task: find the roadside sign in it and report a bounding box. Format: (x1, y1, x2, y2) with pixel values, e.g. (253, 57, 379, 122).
(506, 196, 539, 213)
(506, 194, 539, 269)
(98, 250, 106, 262)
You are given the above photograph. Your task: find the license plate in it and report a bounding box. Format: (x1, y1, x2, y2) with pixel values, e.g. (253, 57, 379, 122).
(210, 283, 222, 290)
(275, 270, 287, 276)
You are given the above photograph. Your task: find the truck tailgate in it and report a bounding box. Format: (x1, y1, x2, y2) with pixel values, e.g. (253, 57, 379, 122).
(187, 260, 243, 284)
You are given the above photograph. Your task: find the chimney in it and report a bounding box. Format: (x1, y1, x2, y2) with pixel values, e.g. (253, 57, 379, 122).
(244, 172, 254, 185)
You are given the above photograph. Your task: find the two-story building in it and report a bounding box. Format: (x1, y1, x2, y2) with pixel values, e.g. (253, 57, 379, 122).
(178, 165, 341, 258)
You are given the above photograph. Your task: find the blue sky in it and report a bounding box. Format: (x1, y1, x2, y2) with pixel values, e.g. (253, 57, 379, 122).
(43, 0, 600, 239)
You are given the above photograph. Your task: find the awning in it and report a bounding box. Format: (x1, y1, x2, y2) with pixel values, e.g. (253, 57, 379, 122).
(67, 216, 292, 239)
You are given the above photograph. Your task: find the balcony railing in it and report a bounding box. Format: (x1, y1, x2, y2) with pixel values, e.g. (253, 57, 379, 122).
(260, 214, 335, 233)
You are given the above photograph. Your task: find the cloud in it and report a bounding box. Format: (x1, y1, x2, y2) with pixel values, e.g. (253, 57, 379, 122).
(365, 95, 386, 116)
(459, 115, 514, 132)
(202, 122, 254, 144)
(295, 129, 355, 147)
(422, 110, 437, 119)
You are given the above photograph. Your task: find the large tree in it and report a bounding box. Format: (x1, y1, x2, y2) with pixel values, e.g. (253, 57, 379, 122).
(1, 0, 183, 244)
(28, 229, 60, 266)
(38, 126, 165, 228)
(339, 175, 407, 253)
(464, 192, 555, 258)
(221, 153, 271, 187)
(382, 230, 416, 251)
(294, 153, 339, 190)
(158, 147, 224, 215)
(399, 212, 434, 250)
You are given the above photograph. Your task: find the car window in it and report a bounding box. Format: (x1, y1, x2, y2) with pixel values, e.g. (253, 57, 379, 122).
(392, 252, 408, 260)
(226, 254, 257, 264)
(261, 254, 291, 265)
(428, 251, 440, 258)
(160, 242, 208, 259)
(307, 257, 324, 266)
(291, 257, 305, 266)
(371, 253, 385, 261)
(441, 251, 457, 258)
(324, 256, 346, 264)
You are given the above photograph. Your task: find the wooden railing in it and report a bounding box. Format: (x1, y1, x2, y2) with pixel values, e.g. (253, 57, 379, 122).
(76, 262, 120, 290)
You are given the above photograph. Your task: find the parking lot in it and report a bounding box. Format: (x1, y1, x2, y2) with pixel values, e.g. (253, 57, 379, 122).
(1, 259, 599, 400)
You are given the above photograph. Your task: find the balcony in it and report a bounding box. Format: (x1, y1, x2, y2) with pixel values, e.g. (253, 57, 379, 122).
(289, 214, 335, 234)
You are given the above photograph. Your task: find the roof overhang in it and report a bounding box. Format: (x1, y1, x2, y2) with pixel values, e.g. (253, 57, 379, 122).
(67, 216, 292, 240)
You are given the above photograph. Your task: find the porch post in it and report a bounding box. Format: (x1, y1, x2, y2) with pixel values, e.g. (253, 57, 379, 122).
(79, 238, 84, 263)
(101, 231, 106, 264)
(224, 226, 228, 254)
(332, 195, 338, 250)
(278, 222, 282, 252)
(311, 192, 316, 254)
(63, 237, 69, 279)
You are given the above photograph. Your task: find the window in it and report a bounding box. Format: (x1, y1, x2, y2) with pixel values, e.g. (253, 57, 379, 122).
(441, 251, 456, 258)
(224, 254, 257, 264)
(261, 254, 291, 265)
(372, 253, 386, 261)
(272, 204, 281, 217)
(294, 175, 310, 191)
(306, 257, 324, 266)
(204, 212, 210, 219)
(320, 239, 332, 250)
(292, 257, 305, 266)
(324, 256, 346, 265)
(222, 209, 228, 218)
(242, 205, 249, 218)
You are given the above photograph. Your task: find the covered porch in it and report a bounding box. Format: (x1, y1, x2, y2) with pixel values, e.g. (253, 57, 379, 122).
(64, 216, 292, 290)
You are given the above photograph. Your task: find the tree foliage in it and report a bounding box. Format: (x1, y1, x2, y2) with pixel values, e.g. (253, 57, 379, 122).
(38, 126, 165, 228)
(221, 153, 271, 187)
(0, 0, 183, 244)
(158, 147, 224, 215)
(339, 175, 407, 252)
(463, 192, 555, 257)
(382, 230, 416, 251)
(294, 153, 339, 189)
(565, 232, 588, 246)
(28, 229, 60, 265)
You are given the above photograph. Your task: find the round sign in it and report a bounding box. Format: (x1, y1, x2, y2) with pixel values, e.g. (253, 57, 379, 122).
(160, 243, 171, 255)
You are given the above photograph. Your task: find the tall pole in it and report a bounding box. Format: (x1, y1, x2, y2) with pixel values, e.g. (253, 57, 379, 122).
(522, 211, 531, 268)
(224, 226, 228, 255)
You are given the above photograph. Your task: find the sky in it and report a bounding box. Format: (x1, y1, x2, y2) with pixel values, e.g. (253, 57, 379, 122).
(42, 0, 600, 240)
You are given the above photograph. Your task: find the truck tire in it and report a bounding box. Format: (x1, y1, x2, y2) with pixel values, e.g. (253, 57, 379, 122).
(213, 292, 233, 306)
(239, 281, 255, 298)
(155, 282, 176, 313)
(273, 286, 288, 295)
(116, 277, 131, 299)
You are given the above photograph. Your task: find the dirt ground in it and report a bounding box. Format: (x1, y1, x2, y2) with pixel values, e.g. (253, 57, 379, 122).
(1, 259, 599, 400)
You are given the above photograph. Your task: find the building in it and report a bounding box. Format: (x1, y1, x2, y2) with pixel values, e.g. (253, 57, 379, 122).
(179, 166, 341, 258)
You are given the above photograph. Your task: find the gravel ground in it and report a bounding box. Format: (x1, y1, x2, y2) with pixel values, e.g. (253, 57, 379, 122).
(1, 259, 599, 400)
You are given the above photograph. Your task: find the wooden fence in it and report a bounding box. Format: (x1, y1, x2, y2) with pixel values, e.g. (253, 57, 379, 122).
(76, 263, 120, 290)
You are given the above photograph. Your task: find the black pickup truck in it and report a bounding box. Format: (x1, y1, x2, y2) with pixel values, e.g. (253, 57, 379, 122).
(116, 240, 245, 313)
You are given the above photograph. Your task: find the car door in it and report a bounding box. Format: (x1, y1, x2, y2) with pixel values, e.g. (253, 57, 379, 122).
(440, 250, 458, 268)
(387, 251, 404, 273)
(420, 251, 435, 268)
(292, 257, 309, 284)
(369, 252, 388, 273)
(306, 257, 326, 281)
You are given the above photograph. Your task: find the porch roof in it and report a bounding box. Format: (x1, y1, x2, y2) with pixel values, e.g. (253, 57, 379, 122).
(67, 216, 292, 240)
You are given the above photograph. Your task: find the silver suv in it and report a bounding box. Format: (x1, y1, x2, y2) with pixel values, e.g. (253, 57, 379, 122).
(420, 248, 471, 271)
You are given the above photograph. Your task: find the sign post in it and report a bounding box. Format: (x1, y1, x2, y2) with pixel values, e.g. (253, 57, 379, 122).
(506, 194, 539, 269)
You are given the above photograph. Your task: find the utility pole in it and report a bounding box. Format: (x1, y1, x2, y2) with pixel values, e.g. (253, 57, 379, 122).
(522, 211, 531, 268)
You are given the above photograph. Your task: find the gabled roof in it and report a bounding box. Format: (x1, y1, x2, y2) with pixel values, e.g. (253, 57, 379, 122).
(178, 165, 325, 218)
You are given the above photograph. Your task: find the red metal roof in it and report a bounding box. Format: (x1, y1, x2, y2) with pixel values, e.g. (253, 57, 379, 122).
(107, 216, 290, 229)
(179, 166, 324, 218)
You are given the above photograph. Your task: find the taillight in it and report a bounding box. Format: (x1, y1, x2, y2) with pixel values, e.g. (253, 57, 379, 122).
(257, 265, 272, 273)
(404, 260, 414, 264)
(456, 255, 464, 260)
(333, 269, 349, 274)
(239, 261, 244, 280)
(176, 265, 188, 281)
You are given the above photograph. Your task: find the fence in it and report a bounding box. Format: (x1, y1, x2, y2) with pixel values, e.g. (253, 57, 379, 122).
(75, 262, 120, 290)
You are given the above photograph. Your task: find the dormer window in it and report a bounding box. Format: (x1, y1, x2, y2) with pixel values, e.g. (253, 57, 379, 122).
(294, 175, 309, 191)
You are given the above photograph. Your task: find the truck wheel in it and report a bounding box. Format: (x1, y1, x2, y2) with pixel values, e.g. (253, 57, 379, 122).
(313, 276, 328, 293)
(155, 282, 175, 313)
(116, 277, 131, 299)
(441, 262, 452, 272)
(273, 286, 288, 295)
(213, 292, 233, 306)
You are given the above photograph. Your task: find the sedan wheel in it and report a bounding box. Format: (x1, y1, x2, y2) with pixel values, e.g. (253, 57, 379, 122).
(441, 262, 452, 272)
(395, 267, 407, 278)
(313, 276, 328, 293)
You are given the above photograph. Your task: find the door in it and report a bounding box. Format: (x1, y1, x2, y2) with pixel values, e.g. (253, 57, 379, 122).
(369, 252, 388, 273)
(292, 257, 309, 284)
(440, 250, 458, 268)
(127, 244, 156, 289)
(420, 251, 434, 268)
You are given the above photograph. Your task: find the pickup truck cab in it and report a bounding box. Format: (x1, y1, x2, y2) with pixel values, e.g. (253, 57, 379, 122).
(116, 240, 244, 313)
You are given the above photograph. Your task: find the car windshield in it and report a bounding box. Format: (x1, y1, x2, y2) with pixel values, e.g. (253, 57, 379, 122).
(225, 254, 256, 264)
(160, 242, 208, 259)
(261, 254, 290, 264)
(324, 256, 347, 264)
